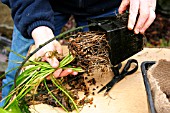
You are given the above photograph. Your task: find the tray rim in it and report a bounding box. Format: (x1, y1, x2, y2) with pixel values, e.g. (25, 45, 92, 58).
(141, 61, 156, 113)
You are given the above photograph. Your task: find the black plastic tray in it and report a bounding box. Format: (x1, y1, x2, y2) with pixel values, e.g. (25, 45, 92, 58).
(141, 61, 156, 113)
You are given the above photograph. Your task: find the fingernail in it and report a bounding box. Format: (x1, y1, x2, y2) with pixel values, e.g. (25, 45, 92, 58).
(57, 48, 63, 54)
(135, 29, 139, 34)
(51, 59, 59, 68)
(52, 62, 59, 68)
(72, 72, 78, 75)
(140, 29, 145, 34)
(128, 23, 134, 30)
(58, 51, 62, 54)
(118, 9, 122, 14)
(67, 69, 72, 73)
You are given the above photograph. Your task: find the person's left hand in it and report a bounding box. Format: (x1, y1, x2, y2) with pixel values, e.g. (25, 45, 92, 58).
(118, 0, 156, 34)
(31, 26, 78, 79)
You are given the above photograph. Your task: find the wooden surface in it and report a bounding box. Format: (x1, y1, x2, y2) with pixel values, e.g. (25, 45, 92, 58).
(29, 47, 170, 113)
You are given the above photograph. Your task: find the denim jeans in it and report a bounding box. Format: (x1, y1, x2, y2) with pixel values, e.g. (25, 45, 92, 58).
(0, 8, 118, 107)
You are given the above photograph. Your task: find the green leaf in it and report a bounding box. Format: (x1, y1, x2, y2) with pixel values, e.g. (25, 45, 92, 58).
(59, 54, 75, 68)
(0, 107, 9, 113)
(62, 67, 85, 72)
(4, 100, 22, 113)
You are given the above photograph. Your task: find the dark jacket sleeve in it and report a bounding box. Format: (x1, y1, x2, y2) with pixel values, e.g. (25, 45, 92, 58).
(1, 0, 55, 38)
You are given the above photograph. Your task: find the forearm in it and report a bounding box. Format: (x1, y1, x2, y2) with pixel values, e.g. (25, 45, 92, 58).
(31, 26, 76, 78)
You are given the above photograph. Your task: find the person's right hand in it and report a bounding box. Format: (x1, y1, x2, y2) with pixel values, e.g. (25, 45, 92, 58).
(119, 0, 156, 34)
(31, 26, 78, 79)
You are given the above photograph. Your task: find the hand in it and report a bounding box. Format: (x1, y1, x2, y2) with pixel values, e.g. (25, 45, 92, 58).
(118, 0, 156, 34)
(31, 26, 78, 79)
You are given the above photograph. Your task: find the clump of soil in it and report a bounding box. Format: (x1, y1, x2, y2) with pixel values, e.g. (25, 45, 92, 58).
(68, 31, 111, 73)
(25, 74, 91, 111)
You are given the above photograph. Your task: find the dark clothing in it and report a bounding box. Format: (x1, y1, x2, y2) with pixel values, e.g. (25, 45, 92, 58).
(1, 0, 121, 38)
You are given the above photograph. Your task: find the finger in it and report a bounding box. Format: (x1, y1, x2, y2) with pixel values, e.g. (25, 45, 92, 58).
(46, 75, 51, 80)
(140, 7, 156, 34)
(118, 0, 130, 14)
(71, 71, 78, 76)
(53, 68, 63, 78)
(46, 68, 63, 80)
(128, 0, 139, 30)
(134, 0, 150, 34)
(44, 52, 59, 68)
(59, 69, 73, 77)
(46, 57, 59, 68)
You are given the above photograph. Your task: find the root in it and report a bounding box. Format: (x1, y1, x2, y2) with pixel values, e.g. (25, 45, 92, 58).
(68, 31, 112, 73)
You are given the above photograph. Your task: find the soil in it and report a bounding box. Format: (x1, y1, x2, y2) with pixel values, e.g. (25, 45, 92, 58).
(25, 74, 89, 111)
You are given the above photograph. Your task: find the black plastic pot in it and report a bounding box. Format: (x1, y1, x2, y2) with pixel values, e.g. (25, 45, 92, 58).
(89, 13, 144, 66)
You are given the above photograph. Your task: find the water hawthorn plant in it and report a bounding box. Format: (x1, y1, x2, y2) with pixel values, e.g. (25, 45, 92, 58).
(0, 24, 96, 113)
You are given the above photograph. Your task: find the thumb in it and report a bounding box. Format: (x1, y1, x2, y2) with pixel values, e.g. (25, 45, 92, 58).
(54, 41, 63, 55)
(43, 51, 60, 68)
